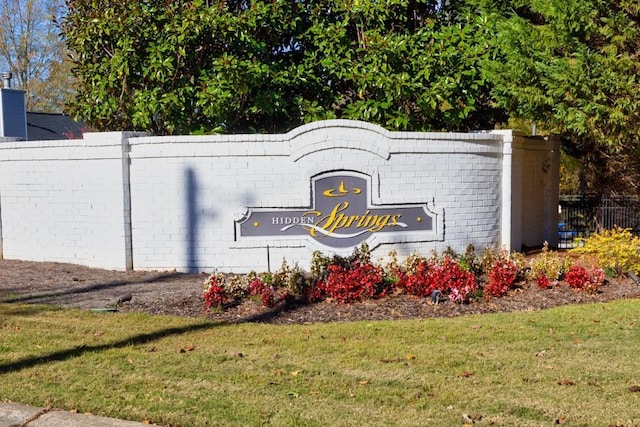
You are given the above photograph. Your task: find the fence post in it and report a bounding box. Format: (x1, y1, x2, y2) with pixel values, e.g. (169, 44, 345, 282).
(499, 131, 514, 251)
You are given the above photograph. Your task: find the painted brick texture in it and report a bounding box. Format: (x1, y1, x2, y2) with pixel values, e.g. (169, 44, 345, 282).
(0, 120, 559, 273)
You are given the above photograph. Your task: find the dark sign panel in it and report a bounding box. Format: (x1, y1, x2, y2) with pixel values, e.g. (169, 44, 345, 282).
(236, 173, 434, 249)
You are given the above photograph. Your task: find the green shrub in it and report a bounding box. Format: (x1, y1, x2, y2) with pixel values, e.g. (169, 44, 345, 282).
(528, 242, 571, 282)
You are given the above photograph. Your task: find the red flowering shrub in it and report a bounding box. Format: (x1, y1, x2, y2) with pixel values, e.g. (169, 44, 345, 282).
(437, 257, 478, 303)
(399, 258, 438, 297)
(320, 262, 386, 304)
(260, 286, 276, 307)
(485, 258, 519, 297)
(203, 273, 229, 312)
(399, 256, 477, 303)
(536, 274, 551, 289)
(564, 265, 604, 293)
(564, 265, 590, 289)
(202, 246, 614, 314)
(304, 281, 326, 303)
(245, 275, 280, 307)
(247, 276, 267, 296)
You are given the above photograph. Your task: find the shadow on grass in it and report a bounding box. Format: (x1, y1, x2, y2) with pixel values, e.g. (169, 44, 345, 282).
(0, 320, 215, 375)
(0, 298, 310, 374)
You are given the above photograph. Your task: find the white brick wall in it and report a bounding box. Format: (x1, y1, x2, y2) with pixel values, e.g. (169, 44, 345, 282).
(0, 137, 128, 269)
(0, 120, 559, 273)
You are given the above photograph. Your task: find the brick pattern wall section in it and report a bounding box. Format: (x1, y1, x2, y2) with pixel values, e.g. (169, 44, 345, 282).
(0, 120, 559, 273)
(0, 134, 130, 269)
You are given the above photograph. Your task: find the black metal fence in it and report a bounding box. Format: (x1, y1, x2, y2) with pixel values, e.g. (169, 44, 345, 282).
(558, 195, 640, 248)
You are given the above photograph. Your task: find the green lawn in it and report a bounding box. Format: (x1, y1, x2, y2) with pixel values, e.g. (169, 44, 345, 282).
(1, 300, 640, 426)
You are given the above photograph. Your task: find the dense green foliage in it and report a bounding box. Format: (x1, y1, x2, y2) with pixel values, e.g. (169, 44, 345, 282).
(62, 0, 640, 194)
(61, 0, 505, 134)
(484, 0, 640, 194)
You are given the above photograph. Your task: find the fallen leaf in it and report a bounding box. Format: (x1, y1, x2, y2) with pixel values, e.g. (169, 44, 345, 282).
(462, 413, 474, 424)
(290, 371, 299, 376)
(359, 380, 369, 385)
(179, 344, 195, 353)
(535, 350, 546, 357)
(472, 325, 482, 329)
(628, 385, 640, 392)
(557, 380, 575, 386)
(460, 371, 473, 378)
(405, 354, 415, 360)
(93, 330, 104, 337)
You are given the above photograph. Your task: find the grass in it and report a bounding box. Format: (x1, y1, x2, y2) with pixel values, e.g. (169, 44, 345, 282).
(2, 300, 640, 426)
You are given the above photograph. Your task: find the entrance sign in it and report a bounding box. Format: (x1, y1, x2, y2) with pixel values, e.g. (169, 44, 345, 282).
(235, 172, 437, 250)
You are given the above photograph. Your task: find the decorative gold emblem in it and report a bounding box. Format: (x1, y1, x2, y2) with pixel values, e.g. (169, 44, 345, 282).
(323, 181, 362, 197)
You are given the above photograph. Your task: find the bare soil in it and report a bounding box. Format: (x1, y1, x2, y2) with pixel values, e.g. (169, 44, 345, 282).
(1, 258, 639, 324)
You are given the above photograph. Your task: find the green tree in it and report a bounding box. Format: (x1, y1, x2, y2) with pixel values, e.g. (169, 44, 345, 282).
(61, 0, 505, 135)
(483, 0, 640, 195)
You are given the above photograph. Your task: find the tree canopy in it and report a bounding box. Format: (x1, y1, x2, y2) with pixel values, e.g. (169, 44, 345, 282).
(484, 0, 640, 194)
(61, 0, 640, 195)
(0, 0, 73, 112)
(61, 0, 505, 134)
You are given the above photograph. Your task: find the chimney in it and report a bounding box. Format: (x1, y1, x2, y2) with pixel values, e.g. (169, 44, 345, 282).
(2, 72, 11, 89)
(0, 71, 27, 140)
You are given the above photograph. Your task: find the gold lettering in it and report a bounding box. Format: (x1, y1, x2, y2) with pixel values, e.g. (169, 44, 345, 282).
(320, 202, 350, 235)
(357, 211, 371, 227)
(303, 210, 322, 235)
(328, 213, 349, 233)
(302, 204, 404, 237)
(360, 214, 376, 229)
(369, 214, 391, 232)
(344, 215, 359, 228)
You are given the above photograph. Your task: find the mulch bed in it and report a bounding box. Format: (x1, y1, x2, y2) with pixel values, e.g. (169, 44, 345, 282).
(1, 258, 639, 325)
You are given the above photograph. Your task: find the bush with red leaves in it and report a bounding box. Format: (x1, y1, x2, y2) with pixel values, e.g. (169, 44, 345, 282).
(319, 262, 387, 304)
(399, 256, 478, 303)
(203, 274, 229, 312)
(485, 258, 519, 297)
(564, 265, 604, 294)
